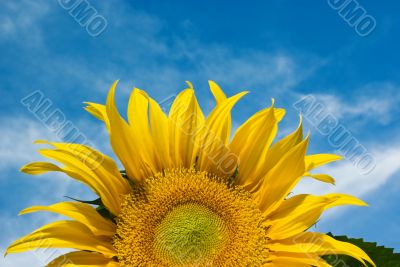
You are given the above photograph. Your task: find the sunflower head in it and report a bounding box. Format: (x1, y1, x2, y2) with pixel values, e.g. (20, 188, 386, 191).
(114, 168, 269, 266)
(7, 81, 375, 267)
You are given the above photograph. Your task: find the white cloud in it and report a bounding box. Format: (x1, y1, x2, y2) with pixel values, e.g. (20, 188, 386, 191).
(54, 2, 325, 100)
(0, 0, 326, 111)
(0, 214, 72, 267)
(0, 116, 96, 266)
(302, 82, 400, 125)
(1, 252, 48, 267)
(0, 117, 59, 171)
(0, 0, 50, 45)
(0, 116, 100, 199)
(294, 143, 400, 198)
(0, 114, 112, 173)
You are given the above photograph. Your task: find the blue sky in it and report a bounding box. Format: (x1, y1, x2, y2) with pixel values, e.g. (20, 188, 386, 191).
(1, 1, 400, 265)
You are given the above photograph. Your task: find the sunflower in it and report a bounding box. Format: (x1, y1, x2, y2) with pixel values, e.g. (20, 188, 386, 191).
(6, 81, 374, 267)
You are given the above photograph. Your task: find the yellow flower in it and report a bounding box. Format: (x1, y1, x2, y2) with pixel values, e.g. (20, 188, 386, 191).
(7, 81, 375, 266)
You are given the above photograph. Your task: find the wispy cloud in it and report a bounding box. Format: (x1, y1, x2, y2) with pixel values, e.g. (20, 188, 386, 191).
(0, 0, 50, 45)
(300, 82, 400, 125)
(0, 116, 96, 266)
(0, 117, 59, 172)
(0, 0, 324, 104)
(1, 213, 73, 267)
(294, 142, 400, 198)
(1, 1, 399, 265)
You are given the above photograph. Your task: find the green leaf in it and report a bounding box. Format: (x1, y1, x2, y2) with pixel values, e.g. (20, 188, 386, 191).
(324, 233, 400, 266)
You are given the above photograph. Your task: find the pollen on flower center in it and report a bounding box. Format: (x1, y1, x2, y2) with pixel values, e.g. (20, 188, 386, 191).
(113, 168, 269, 266)
(154, 203, 228, 265)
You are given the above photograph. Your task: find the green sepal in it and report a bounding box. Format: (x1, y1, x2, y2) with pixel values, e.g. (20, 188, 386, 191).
(324, 233, 400, 266)
(64, 196, 116, 223)
(120, 169, 137, 188)
(96, 205, 116, 223)
(119, 169, 128, 179)
(64, 196, 102, 205)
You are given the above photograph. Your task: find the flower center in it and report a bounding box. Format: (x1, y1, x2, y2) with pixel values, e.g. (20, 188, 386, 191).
(113, 168, 269, 266)
(154, 203, 228, 265)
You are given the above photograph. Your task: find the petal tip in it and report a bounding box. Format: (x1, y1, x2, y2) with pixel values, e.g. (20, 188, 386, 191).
(185, 81, 193, 89)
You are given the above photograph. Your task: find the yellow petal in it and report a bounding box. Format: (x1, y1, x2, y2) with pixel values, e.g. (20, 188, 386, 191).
(39, 141, 129, 214)
(21, 142, 130, 215)
(228, 105, 286, 179)
(263, 261, 311, 267)
(169, 84, 204, 167)
(230, 101, 278, 188)
(305, 153, 342, 171)
(47, 251, 119, 267)
(35, 141, 130, 193)
(197, 91, 248, 175)
(266, 251, 331, 267)
(149, 96, 171, 169)
(263, 117, 303, 173)
(6, 221, 116, 257)
(20, 162, 59, 174)
(127, 89, 157, 172)
(274, 108, 286, 121)
(84, 102, 110, 130)
(127, 88, 149, 128)
(265, 194, 367, 239)
(106, 81, 155, 181)
(304, 172, 336, 184)
(20, 202, 116, 236)
(209, 81, 231, 168)
(269, 232, 375, 267)
(209, 80, 227, 104)
(254, 137, 309, 215)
